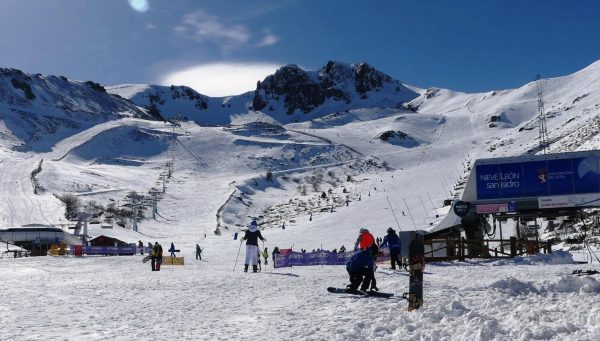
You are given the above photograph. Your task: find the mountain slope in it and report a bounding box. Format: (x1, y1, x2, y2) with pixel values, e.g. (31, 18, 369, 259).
(408, 60, 600, 157)
(108, 61, 420, 125)
(0, 68, 161, 152)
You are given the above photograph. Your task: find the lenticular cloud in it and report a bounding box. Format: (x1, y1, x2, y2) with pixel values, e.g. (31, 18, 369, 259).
(161, 62, 281, 97)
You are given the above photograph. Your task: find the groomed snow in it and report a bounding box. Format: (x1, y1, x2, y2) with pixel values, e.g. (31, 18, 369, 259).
(2, 61, 600, 340)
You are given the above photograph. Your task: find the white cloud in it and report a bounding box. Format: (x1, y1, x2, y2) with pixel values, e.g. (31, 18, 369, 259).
(258, 30, 280, 47)
(173, 10, 280, 53)
(174, 10, 251, 52)
(161, 62, 282, 97)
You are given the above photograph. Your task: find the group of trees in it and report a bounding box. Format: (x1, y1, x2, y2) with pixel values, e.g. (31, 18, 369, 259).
(56, 191, 147, 227)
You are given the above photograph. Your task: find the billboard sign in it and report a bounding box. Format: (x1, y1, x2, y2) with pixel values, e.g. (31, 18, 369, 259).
(476, 156, 600, 203)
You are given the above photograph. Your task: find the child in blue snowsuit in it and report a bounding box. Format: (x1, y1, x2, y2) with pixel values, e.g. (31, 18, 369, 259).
(346, 245, 379, 292)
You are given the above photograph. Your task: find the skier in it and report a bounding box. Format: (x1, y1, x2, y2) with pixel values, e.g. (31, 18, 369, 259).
(155, 242, 163, 271)
(262, 247, 269, 265)
(241, 220, 265, 273)
(138, 240, 144, 255)
(345, 245, 379, 293)
(272, 246, 280, 268)
(196, 244, 203, 260)
(151, 242, 159, 271)
(380, 227, 402, 270)
(169, 242, 177, 257)
(354, 228, 375, 250)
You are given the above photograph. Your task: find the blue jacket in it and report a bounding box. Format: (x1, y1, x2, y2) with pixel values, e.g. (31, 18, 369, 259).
(381, 232, 401, 251)
(346, 249, 374, 273)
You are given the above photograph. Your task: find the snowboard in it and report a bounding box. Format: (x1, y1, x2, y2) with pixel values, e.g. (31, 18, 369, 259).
(406, 238, 425, 311)
(327, 287, 394, 298)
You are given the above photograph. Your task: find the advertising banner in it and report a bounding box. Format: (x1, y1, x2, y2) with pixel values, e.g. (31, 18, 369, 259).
(476, 156, 600, 204)
(83, 246, 137, 255)
(274, 248, 391, 268)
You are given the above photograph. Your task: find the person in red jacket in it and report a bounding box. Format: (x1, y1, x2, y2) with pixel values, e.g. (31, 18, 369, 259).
(355, 228, 375, 250)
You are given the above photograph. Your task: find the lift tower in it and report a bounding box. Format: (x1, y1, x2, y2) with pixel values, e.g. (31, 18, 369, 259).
(536, 74, 549, 154)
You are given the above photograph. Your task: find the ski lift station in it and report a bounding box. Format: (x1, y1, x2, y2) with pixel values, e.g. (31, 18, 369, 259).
(426, 150, 600, 259)
(464, 150, 600, 214)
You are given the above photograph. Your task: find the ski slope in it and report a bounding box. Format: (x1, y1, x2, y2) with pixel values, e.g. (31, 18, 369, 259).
(3, 61, 600, 340)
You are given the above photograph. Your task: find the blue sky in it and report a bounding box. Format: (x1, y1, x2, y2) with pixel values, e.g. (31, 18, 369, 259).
(1, 0, 600, 96)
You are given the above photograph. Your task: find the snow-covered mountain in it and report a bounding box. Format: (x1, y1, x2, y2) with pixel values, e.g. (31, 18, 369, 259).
(0, 68, 160, 152)
(408, 59, 600, 157)
(250, 61, 420, 122)
(106, 84, 255, 126)
(107, 61, 420, 125)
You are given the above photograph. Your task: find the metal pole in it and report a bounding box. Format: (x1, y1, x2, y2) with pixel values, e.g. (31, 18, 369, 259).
(403, 198, 418, 232)
(132, 196, 139, 232)
(152, 192, 157, 219)
(419, 196, 431, 224)
(426, 192, 436, 211)
(386, 196, 402, 232)
(499, 218, 504, 253)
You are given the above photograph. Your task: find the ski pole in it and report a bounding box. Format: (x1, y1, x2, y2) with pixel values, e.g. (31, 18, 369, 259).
(233, 240, 243, 271)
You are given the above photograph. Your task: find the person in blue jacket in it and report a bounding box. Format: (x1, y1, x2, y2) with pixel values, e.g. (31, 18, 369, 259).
(345, 245, 379, 293)
(380, 227, 402, 270)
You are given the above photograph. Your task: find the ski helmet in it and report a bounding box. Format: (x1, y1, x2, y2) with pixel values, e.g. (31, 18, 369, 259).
(387, 227, 394, 233)
(359, 227, 368, 233)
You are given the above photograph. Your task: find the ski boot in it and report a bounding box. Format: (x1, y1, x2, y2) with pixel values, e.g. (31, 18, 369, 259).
(244, 264, 249, 272)
(253, 265, 258, 273)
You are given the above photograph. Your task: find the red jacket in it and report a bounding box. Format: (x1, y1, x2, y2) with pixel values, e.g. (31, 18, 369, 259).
(356, 231, 375, 250)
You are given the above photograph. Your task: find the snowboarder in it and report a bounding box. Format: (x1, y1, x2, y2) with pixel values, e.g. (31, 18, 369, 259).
(196, 244, 203, 260)
(169, 242, 177, 257)
(262, 247, 269, 265)
(354, 228, 375, 250)
(345, 245, 379, 293)
(241, 220, 265, 273)
(380, 227, 402, 270)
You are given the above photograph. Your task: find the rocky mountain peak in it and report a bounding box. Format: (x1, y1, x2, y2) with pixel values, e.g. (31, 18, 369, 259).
(252, 61, 416, 115)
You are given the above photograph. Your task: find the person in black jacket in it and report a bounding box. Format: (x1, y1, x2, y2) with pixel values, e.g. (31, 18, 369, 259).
(272, 247, 280, 268)
(241, 220, 265, 272)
